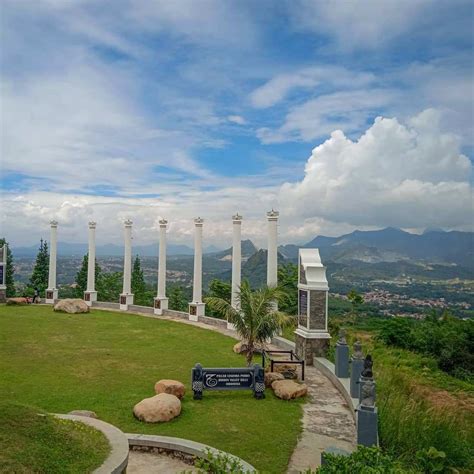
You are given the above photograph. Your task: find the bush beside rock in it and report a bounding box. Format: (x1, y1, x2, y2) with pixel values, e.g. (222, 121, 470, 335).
(133, 393, 181, 423)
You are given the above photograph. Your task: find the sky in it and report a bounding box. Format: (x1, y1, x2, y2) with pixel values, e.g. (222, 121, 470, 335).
(1, 0, 473, 248)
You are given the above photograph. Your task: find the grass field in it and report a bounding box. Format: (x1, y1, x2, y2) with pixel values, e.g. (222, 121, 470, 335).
(0, 305, 303, 473)
(0, 402, 110, 473)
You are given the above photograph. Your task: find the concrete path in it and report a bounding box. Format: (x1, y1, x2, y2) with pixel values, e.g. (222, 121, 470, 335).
(94, 306, 357, 473)
(127, 450, 198, 473)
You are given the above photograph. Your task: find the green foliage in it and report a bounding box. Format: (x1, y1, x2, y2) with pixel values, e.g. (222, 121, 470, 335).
(278, 262, 298, 315)
(194, 448, 246, 474)
(415, 447, 447, 473)
(96, 272, 122, 302)
(205, 279, 231, 318)
(131, 255, 146, 302)
(75, 254, 101, 296)
(0, 238, 15, 297)
(309, 446, 404, 473)
(347, 288, 364, 318)
(29, 239, 49, 293)
(206, 280, 290, 365)
(168, 285, 189, 311)
(377, 312, 474, 380)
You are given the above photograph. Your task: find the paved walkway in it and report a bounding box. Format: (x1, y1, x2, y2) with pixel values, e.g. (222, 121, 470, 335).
(95, 306, 357, 472)
(128, 450, 197, 473)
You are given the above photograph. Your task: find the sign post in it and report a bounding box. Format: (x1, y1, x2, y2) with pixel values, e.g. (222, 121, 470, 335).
(192, 364, 265, 400)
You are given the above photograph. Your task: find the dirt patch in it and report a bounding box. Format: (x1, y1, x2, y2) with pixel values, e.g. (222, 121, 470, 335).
(413, 384, 474, 414)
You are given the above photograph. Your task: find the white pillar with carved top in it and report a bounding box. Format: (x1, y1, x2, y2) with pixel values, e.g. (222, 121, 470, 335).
(189, 217, 205, 321)
(119, 219, 134, 310)
(229, 213, 242, 329)
(0, 244, 7, 303)
(45, 220, 59, 303)
(84, 221, 97, 306)
(267, 209, 279, 310)
(154, 218, 169, 315)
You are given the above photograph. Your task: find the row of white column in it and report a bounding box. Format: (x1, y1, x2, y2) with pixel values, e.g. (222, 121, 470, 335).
(44, 210, 280, 325)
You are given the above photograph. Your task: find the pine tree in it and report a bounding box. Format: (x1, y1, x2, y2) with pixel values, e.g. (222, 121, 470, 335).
(75, 254, 101, 297)
(168, 285, 188, 312)
(131, 255, 147, 304)
(29, 239, 49, 292)
(0, 238, 16, 297)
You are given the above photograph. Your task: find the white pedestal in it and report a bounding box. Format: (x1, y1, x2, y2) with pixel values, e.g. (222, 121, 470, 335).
(45, 289, 58, 304)
(119, 293, 134, 311)
(189, 302, 205, 321)
(154, 297, 169, 315)
(83, 291, 97, 307)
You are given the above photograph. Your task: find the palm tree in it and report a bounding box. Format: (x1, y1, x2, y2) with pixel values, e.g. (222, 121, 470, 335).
(205, 280, 289, 366)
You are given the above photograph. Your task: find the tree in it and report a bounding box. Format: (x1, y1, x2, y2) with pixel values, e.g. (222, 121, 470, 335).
(278, 263, 298, 315)
(96, 272, 122, 302)
(206, 279, 231, 318)
(131, 255, 151, 305)
(75, 254, 101, 296)
(347, 288, 364, 319)
(168, 285, 188, 312)
(29, 239, 49, 292)
(206, 280, 289, 365)
(0, 238, 15, 297)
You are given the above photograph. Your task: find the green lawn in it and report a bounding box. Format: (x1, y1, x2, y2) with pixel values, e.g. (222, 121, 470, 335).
(0, 305, 303, 473)
(0, 402, 110, 473)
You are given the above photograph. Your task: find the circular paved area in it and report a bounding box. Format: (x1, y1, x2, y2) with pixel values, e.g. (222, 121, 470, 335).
(127, 450, 198, 473)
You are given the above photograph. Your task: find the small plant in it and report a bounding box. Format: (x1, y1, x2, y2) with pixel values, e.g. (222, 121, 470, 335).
(194, 448, 246, 474)
(415, 447, 447, 473)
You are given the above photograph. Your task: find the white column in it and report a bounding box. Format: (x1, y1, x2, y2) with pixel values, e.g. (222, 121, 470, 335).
(0, 244, 7, 303)
(229, 213, 242, 329)
(267, 209, 279, 311)
(46, 220, 58, 303)
(120, 219, 134, 310)
(84, 221, 97, 306)
(189, 217, 205, 320)
(154, 218, 169, 315)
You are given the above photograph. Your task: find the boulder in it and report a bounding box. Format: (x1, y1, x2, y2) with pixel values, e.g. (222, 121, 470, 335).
(273, 363, 298, 379)
(6, 297, 28, 306)
(53, 299, 89, 314)
(154, 379, 186, 399)
(233, 341, 265, 354)
(68, 410, 98, 419)
(272, 380, 308, 400)
(264, 372, 284, 388)
(133, 393, 181, 423)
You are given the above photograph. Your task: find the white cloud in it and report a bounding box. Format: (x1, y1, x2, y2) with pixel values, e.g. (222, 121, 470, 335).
(280, 109, 473, 230)
(227, 115, 246, 125)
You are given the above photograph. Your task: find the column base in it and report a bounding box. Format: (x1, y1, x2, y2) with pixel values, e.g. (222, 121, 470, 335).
(45, 289, 58, 304)
(357, 406, 378, 446)
(83, 291, 97, 307)
(295, 329, 331, 365)
(154, 297, 168, 315)
(189, 302, 205, 321)
(0, 286, 6, 303)
(119, 293, 134, 311)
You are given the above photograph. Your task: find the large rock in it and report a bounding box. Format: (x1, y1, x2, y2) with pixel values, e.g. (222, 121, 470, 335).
(272, 380, 308, 400)
(264, 372, 284, 388)
(233, 341, 265, 354)
(53, 299, 89, 314)
(273, 363, 298, 379)
(154, 379, 186, 399)
(133, 393, 181, 423)
(68, 410, 98, 419)
(6, 297, 28, 306)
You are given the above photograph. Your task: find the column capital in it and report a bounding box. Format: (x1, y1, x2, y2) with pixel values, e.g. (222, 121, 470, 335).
(266, 209, 279, 220)
(88, 221, 97, 229)
(194, 217, 204, 226)
(159, 218, 168, 227)
(232, 213, 243, 223)
(124, 219, 133, 227)
(50, 220, 58, 227)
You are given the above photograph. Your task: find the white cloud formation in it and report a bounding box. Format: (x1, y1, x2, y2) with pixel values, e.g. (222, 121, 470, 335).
(227, 115, 246, 125)
(280, 109, 473, 229)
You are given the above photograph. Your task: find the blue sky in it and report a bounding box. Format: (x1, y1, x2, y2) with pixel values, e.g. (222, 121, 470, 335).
(1, 0, 473, 246)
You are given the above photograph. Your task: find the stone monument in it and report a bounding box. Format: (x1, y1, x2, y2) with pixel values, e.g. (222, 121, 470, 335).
(84, 221, 97, 306)
(0, 244, 6, 303)
(335, 329, 350, 378)
(295, 248, 331, 364)
(119, 219, 134, 310)
(154, 218, 169, 315)
(45, 220, 59, 303)
(357, 354, 378, 446)
(189, 217, 205, 321)
(229, 213, 242, 329)
(350, 340, 365, 398)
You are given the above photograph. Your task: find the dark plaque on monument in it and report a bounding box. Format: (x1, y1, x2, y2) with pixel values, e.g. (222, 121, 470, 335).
(0, 266, 4, 286)
(298, 289, 308, 326)
(120, 295, 127, 305)
(154, 299, 161, 309)
(192, 363, 265, 400)
(46, 291, 53, 300)
(189, 304, 197, 316)
(84, 293, 90, 301)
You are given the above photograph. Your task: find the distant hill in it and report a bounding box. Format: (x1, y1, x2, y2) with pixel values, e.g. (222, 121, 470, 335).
(212, 239, 258, 261)
(280, 228, 473, 268)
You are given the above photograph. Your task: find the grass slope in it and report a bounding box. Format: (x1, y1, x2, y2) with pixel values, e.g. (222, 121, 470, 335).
(0, 402, 109, 473)
(0, 305, 302, 473)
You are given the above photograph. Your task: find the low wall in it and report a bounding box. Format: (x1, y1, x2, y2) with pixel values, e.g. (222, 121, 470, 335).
(271, 335, 296, 351)
(127, 434, 255, 473)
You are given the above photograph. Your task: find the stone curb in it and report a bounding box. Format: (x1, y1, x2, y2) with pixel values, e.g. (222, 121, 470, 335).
(313, 357, 359, 422)
(55, 414, 129, 474)
(126, 433, 256, 473)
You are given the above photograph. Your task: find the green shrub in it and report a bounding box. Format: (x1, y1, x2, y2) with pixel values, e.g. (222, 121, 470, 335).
(194, 448, 246, 474)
